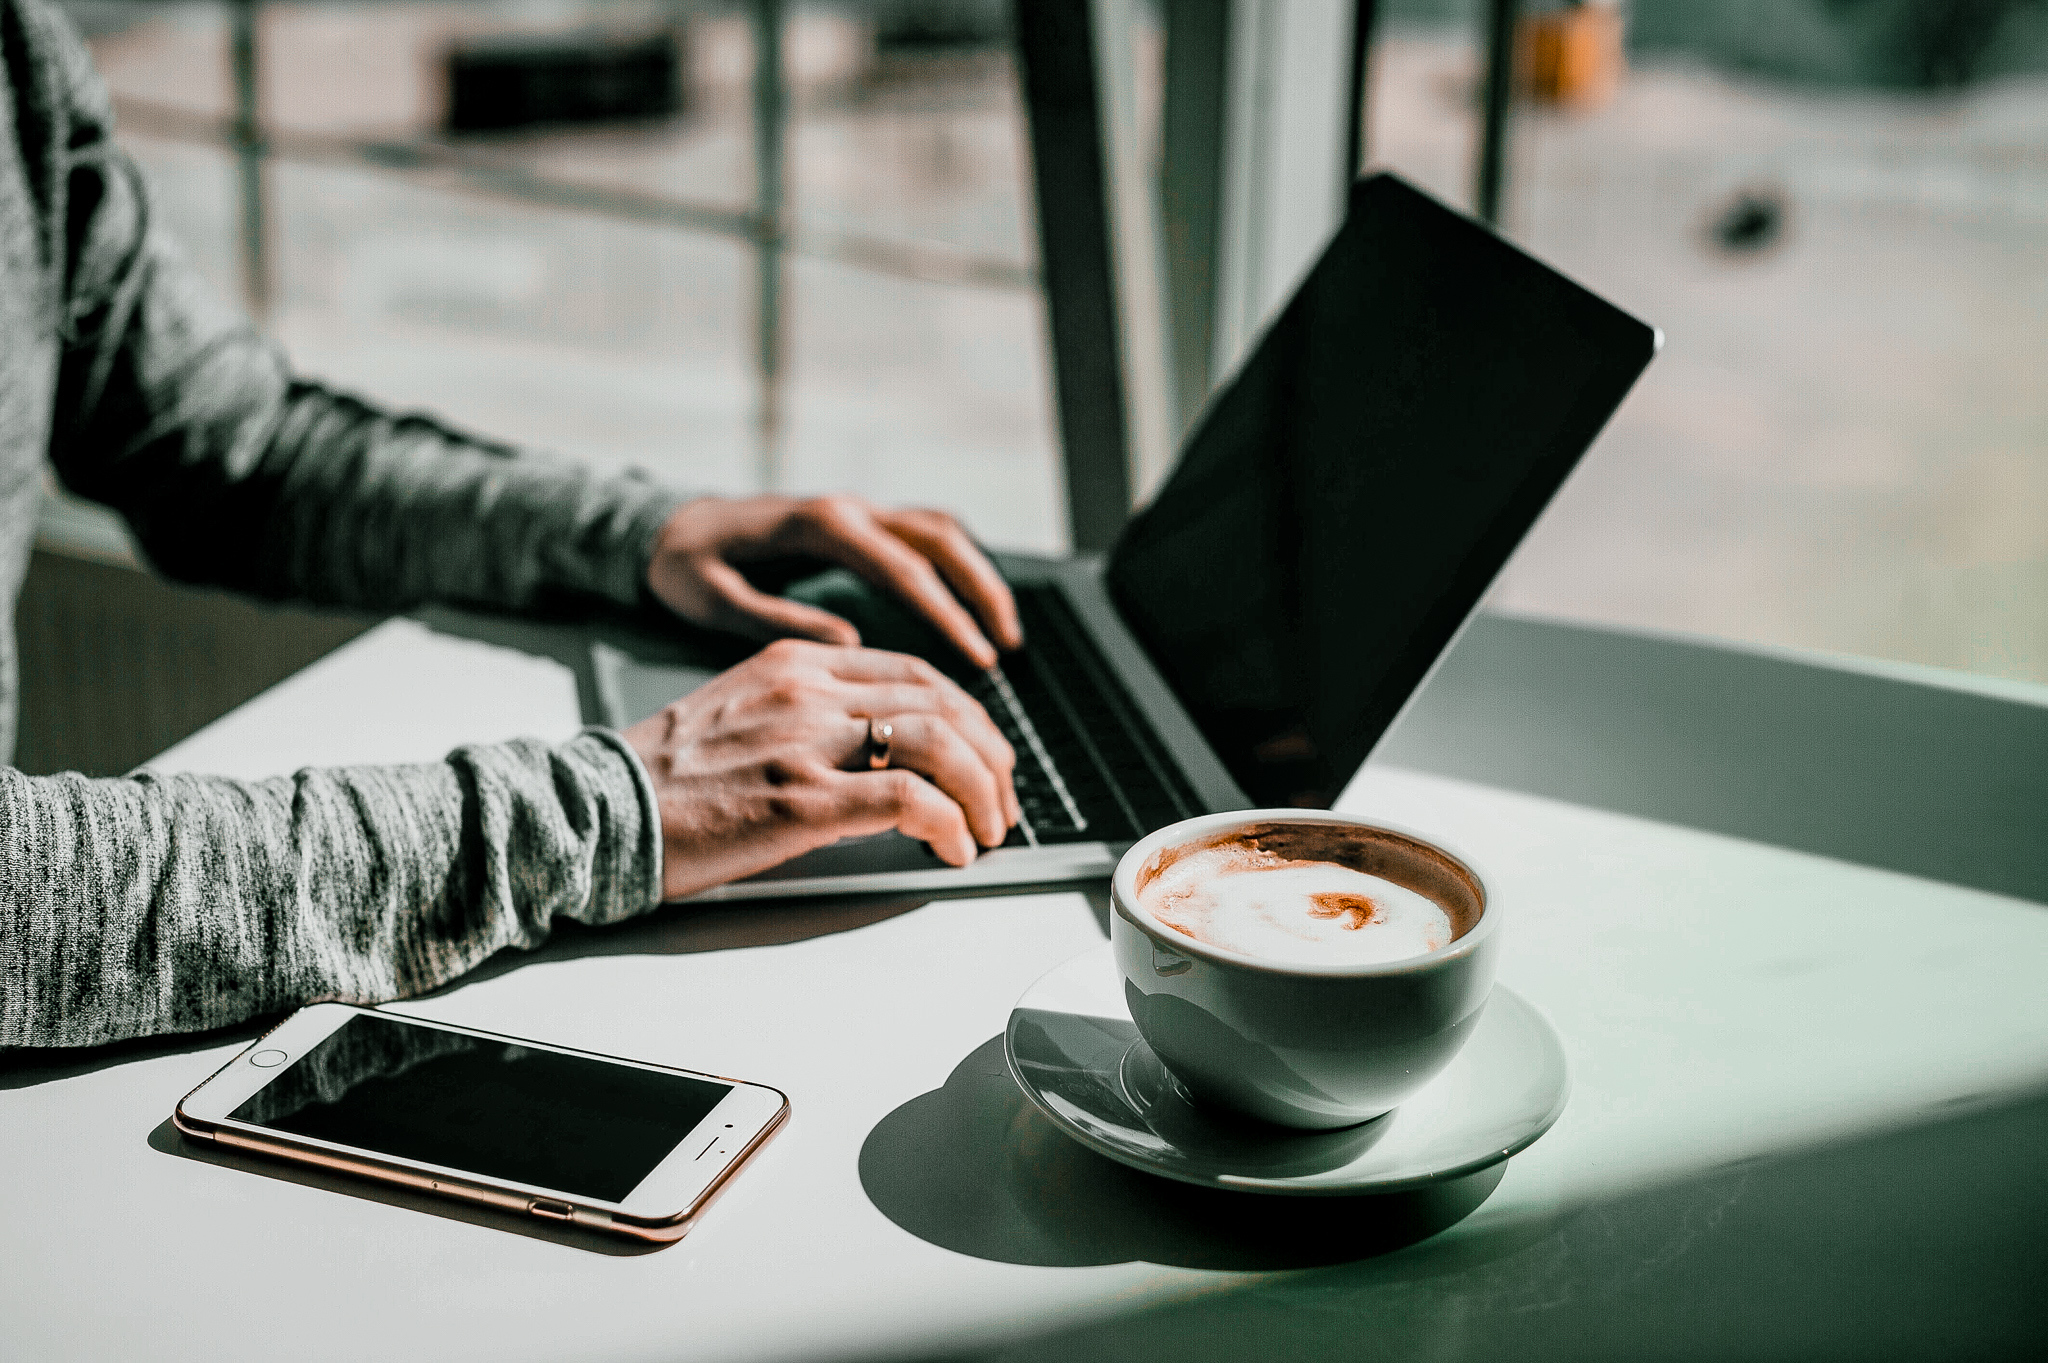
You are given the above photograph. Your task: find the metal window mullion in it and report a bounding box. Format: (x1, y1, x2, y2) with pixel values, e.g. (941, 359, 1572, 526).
(1475, 0, 1520, 227)
(1159, 0, 1232, 442)
(750, 0, 788, 491)
(1090, 0, 1178, 510)
(229, 0, 270, 321)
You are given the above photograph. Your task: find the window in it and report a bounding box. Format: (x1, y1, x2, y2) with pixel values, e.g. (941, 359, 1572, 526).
(1367, 0, 2048, 682)
(72, 0, 1067, 552)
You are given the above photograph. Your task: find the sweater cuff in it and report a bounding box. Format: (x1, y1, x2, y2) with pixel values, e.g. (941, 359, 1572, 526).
(561, 727, 665, 920)
(578, 477, 688, 613)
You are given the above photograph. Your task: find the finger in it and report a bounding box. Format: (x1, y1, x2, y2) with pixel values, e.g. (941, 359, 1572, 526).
(830, 768, 978, 866)
(809, 649, 1015, 767)
(835, 676, 1017, 823)
(856, 713, 1007, 848)
(879, 509, 1023, 651)
(796, 503, 1000, 668)
(813, 645, 955, 684)
(697, 558, 861, 648)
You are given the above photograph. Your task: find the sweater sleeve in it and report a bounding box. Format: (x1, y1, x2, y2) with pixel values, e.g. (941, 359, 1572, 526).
(33, 0, 684, 614)
(0, 730, 664, 1050)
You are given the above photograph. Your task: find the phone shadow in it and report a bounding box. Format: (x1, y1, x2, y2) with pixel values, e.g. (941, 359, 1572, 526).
(145, 1119, 668, 1257)
(858, 1035, 1503, 1271)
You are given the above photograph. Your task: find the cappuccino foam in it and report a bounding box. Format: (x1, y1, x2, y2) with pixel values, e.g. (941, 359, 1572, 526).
(1140, 838, 1454, 966)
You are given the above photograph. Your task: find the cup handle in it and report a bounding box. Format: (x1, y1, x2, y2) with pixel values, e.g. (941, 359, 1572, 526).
(1150, 940, 1194, 976)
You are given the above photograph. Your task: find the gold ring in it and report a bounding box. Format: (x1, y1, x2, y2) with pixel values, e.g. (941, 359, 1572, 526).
(867, 718, 894, 771)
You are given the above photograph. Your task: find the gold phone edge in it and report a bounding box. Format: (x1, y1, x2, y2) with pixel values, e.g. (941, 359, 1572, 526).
(171, 1026, 793, 1245)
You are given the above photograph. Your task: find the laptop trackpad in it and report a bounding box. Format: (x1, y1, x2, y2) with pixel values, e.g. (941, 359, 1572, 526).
(735, 831, 947, 884)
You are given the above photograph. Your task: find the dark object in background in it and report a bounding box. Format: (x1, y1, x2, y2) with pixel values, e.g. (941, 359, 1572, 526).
(446, 28, 682, 134)
(1633, 0, 2048, 91)
(1882, 0, 2040, 87)
(1707, 185, 1791, 257)
(873, 0, 1009, 51)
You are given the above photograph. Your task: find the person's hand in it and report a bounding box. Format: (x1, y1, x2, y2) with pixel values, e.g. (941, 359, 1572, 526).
(646, 494, 1024, 669)
(621, 639, 1020, 901)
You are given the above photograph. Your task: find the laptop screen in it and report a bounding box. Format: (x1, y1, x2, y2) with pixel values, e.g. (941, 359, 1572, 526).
(1106, 174, 1657, 808)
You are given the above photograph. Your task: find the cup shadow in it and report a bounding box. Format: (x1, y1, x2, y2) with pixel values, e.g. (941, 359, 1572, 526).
(858, 1035, 1503, 1271)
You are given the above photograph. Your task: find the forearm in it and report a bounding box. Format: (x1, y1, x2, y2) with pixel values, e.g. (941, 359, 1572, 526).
(0, 730, 662, 1050)
(55, 287, 685, 614)
(41, 42, 684, 617)
(171, 379, 686, 615)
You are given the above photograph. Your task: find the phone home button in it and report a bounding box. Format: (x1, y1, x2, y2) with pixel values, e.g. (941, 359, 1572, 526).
(528, 1199, 574, 1222)
(250, 1049, 288, 1068)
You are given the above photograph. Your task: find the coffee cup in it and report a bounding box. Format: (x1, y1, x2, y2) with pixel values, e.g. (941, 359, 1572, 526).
(1111, 810, 1496, 1130)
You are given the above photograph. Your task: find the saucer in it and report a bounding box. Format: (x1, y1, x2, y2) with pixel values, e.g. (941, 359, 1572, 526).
(1003, 945, 1569, 1195)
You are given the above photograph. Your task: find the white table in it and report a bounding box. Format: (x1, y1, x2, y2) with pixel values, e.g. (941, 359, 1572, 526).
(6, 611, 2047, 1361)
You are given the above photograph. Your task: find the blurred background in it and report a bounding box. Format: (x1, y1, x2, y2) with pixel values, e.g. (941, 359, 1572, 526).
(25, 0, 2048, 774)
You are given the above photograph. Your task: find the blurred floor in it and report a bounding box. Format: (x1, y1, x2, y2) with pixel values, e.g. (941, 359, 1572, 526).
(68, 5, 2048, 684)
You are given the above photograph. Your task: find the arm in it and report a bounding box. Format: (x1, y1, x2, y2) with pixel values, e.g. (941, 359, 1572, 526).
(1, 4, 1020, 1051)
(0, 2, 664, 1052)
(1, 633, 1030, 1050)
(36, 19, 1021, 656)
(32, 2, 1030, 655)
(38, 10, 678, 616)
(0, 731, 660, 1049)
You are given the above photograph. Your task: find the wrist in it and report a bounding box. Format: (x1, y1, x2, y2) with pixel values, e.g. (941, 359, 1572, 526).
(564, 728, 669, 915)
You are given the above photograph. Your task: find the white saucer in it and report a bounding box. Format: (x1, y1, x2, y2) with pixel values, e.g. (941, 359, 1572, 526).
(1003, 945, 1570, 1195)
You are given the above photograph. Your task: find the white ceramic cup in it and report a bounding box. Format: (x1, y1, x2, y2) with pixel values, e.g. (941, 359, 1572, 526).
(1111, 809, 1498, 1130)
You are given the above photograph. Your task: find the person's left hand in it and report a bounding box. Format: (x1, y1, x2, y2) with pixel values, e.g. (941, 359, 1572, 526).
(647, 494, 1024, 669)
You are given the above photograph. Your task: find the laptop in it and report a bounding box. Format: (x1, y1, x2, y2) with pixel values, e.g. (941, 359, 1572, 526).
(596, 173, 1660, 902)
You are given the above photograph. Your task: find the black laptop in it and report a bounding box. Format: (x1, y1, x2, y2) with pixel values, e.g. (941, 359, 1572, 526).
(595, 173, 1660, 899)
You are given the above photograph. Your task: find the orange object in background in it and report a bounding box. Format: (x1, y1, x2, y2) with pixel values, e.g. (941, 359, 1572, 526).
(1521, 1, 1626, 109)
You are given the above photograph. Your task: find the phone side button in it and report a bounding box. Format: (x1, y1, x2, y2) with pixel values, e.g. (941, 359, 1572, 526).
(528, 1199, 574, 1222)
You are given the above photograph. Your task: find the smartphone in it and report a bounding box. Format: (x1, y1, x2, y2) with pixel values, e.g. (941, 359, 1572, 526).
(174, 1003, 788, 1243)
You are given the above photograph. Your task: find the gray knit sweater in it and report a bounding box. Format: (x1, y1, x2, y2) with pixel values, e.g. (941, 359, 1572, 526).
(1, 0, 679, 1049)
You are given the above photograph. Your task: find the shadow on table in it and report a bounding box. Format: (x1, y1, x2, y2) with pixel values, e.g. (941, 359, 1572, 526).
(427, 881, 1113, 995)
(0, 884, 1114, 1092)
(1378, 613, 2048, 906)
(917, 1081, 2048, 1363)
(143, 1118, 663, 1256)
(0, 1019, 275, 1092)
(0, 896, 943, 1092)
(860, 1035, 1505, 1271)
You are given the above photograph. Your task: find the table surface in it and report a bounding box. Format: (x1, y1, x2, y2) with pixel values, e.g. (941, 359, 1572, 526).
(5, 610, 2047, 1363)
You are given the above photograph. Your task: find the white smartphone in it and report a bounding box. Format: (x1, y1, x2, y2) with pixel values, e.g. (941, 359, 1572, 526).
(174, 1003, 788, 1243)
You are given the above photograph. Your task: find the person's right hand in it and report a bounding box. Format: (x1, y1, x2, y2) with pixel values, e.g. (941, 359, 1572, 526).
(620, 639, 1020, 902)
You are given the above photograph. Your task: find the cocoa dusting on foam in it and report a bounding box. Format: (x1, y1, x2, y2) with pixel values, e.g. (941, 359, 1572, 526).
(1306, 893, 1380, 930)
(1137, 823, 1482, 967)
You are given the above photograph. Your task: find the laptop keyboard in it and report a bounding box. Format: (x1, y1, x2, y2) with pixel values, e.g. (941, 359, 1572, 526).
(966, 664, 1086, 844)
(961, 584, 1200, 849)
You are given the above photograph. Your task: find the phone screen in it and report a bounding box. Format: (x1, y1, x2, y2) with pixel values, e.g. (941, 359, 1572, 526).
(230, 1014, 732, 1203)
